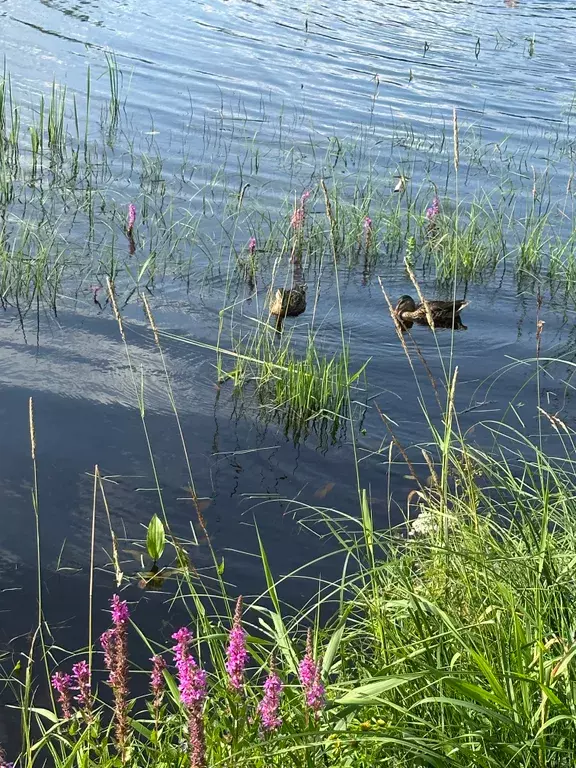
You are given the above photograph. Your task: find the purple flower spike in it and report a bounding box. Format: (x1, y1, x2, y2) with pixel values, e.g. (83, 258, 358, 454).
(225, 596, 249, 691)
(172, 628, 207, 766)
(101, 595, 130, 756)
(291, 190, 311, 231)
(172, 628, 207, 707)
(291, 206, 305, 230)
(151, 655, 166, 710)
(426, 196, 440, 220)
(111, 594, 130, 626)
(257, 658, 283, 731)
(51, 671, 73, 719)
(127, 203, 137, 233)
(248, 237, 257, 255)
(363, 216, 372, 231)
(71, 660, 91, 711)
(298, 629, 325, 714)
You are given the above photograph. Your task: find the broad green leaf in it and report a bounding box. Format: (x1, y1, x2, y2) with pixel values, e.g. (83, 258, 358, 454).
(146, 514, 165, 563)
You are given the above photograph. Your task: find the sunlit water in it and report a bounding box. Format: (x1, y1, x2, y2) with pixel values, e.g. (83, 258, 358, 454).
(1, 0, 576, 745)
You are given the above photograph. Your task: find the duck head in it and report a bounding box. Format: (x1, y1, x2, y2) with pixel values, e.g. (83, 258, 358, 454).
(395, 294, 417, 315)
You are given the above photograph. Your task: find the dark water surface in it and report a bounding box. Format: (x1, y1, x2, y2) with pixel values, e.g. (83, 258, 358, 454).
(2, 0, 576, 746)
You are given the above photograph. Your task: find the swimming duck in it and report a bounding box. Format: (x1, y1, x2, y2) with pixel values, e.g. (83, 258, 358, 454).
(394, 294, 468, 328)
(269, 284, 307, 319)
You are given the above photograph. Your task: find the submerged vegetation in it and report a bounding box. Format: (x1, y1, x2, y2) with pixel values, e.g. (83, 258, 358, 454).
(4, 42, 576, 767)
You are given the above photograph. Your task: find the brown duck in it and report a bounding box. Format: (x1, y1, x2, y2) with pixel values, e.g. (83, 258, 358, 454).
(269, 284, 307, 329)
(394, 294, 468, 329)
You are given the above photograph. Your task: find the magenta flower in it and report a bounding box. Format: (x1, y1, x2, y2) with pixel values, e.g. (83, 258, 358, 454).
(363, 216, 372, 231)
(71, 660, 91, 712)
(225, 596, 249, 691)
(172, 628, 207, 767)
(172, 628, 207, 707)
(101, 595, 130, 757)
(51, 671, 73, 719)
(111, 594, 130, 626)
(291, 189, 311, 231)
(248, 237, 257, 255)
(426, 196, 440, 220)
(298, 629, 325, 713)
(257, 658, 283, 731)
(127, 203, 136, 233)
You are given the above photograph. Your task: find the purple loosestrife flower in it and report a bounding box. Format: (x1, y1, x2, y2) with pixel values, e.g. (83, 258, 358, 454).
(51, 671, 73, 719)
(363, 216, 373, 251)
(248, 237, 257, 256)
(101, 594, 130, 758)
(291, 189, 311, 231)
(72, 660, 92, 713)
(172, 628, 207, 707)
(172, 628, 207, 767)
(188, 710, 206, 768)
(257, 658, 283, 731)
(298, 629, 325, 714)
(291, 206, 305, 230)
(225, 596, 249, 691)
(425, 196, 440, 220)
(100, 628, 116, 676)
(0, 744, 13, 768)
(151, 654, 166, 726)
(127, 203, 136, 233)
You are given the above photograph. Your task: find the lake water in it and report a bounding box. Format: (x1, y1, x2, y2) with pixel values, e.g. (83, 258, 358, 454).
(2, 0, 576, 746)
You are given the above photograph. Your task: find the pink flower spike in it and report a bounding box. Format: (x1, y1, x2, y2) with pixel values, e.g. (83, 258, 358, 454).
(51, 671, 73, 719)
(100, 627, 117, 680)
(225, 596, 249, 691)
(363, 216, 372, 230)
(151, 654, 166, 722)
(257, 658, 283, 731)
(111, 594, 130, 626)
(298, 629, 325, 714)
(291, 206, 305, 230)
(426, 196, 440, 220)
(172, 627, 207, 708)
(71, 660, 91, 710)
(127, 203, 137, 233)
(300, 190, 311, 206)
(248, 237, 257, 255)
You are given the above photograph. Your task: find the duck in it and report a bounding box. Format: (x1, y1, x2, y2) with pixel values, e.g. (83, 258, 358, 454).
(394, 294, 468, 329)
(269, 284, 307, 319)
